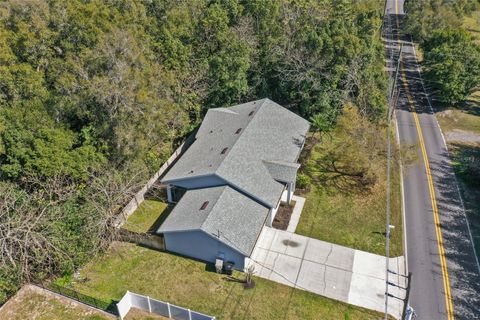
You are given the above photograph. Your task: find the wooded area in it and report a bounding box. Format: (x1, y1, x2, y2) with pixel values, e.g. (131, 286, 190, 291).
(404, 0, 480, 105)
(0, 0, 389, 301)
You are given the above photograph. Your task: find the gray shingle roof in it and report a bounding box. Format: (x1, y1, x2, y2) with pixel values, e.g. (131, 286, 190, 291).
(263, 160, 300, 184)
(162, 99, 310, 208)
(158, 186, 269, 256)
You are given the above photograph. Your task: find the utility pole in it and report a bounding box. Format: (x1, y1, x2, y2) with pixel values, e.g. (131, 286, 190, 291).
(384, 5, 403, 319)
(402, 272, 413, 319)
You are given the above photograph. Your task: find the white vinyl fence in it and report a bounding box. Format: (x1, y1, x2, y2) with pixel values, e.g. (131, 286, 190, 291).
(117, 291, 215, 320)
(114, 134, 195, 228)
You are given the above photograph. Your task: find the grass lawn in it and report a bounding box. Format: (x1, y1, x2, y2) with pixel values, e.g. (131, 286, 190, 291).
(122, 200, 170, 233)
(71, 242, 383, 320)
(295, 140, 403, 257)
(0, 286, 112, 320)
(436, 106, 480, 134)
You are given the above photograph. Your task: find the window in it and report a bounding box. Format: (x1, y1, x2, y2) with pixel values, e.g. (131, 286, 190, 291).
(235, 128, 242, 134)
(221, 147, 228, 154)
(200, 201, 209, 210)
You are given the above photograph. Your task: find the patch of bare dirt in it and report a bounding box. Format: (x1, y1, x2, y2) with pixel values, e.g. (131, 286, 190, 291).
(272, 201, 296, 230)
(124, 307, 169, 320)
(445, 129, 480, 145)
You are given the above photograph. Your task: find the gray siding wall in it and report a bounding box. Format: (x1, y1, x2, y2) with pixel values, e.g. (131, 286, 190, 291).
(169, 175, 225, 190)
(164, 230, 246, 270)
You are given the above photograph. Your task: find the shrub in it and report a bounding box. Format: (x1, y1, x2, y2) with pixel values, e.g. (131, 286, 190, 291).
(296, 173, 311, 189)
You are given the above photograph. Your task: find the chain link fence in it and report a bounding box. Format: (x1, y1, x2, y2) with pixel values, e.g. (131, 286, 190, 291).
(35, 282, 118, 316)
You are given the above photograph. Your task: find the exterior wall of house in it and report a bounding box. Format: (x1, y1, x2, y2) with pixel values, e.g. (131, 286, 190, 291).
(167, 174, 226, 190)
(163, 230, 246, 270)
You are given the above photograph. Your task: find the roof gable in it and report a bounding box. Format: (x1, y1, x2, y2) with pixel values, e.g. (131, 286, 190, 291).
(161, 98, 310, 208)
(158, 186, 269, 255)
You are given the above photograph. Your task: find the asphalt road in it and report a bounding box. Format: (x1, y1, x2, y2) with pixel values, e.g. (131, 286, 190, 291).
(384, 1, 480, 319)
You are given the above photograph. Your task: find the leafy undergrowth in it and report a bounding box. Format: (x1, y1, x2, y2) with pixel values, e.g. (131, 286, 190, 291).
(70, 242, 383, 320)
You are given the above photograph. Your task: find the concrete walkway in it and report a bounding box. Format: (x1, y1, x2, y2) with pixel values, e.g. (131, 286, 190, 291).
(248, 227, 406, 319)
(280, 191, 305, 232)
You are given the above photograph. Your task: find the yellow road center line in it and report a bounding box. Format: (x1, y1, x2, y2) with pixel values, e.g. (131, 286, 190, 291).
(394, 1, 454, 319)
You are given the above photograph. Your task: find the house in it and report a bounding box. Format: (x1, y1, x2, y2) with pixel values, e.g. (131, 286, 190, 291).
(158, 98, 310, 270)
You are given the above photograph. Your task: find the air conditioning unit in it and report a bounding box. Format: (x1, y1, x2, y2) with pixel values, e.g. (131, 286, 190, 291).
(215, 258, 223, 274)
(224, 261, 234, 275)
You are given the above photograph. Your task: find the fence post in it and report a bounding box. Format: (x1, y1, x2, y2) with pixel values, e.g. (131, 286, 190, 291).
(167, 302, 171, 318)
(188, 308, 192, 320)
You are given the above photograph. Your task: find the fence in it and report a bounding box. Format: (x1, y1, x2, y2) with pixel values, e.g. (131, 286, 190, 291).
(117, 291, 215, 320)
(35, 282, 118, 316)
(114, 133, 196, 228)
(118, 228, 165, 250)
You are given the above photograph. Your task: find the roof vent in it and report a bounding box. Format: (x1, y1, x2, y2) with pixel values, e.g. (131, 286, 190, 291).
(200, 201, 209, 210)
(235, 128, 242, 134)
(248, 110, 254, 116)
(220, 147, 228, 154)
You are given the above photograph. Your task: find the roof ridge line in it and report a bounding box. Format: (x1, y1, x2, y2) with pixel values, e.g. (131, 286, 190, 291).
(210, 107, 239, 115)
(200, 185, 228, 230)
(262, 159, 301, 168)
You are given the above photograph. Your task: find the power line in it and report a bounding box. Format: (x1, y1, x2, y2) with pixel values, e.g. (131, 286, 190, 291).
(384, 5, 409, 319)
(384, 8, 394, 320)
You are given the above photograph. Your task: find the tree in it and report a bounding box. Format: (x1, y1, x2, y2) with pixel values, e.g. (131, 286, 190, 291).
(310, 113, 332, 141)
(423, 28, 480, 105)
(0, 0, 391, 301)
(308, 104, 386, 191)
(0, 106, 106, 181)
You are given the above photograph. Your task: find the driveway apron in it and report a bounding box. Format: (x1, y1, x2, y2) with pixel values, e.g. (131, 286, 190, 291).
(249, 227, 406, 319)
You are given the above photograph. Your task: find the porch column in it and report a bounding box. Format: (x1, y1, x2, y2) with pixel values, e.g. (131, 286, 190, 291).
(287, 182, 293, 204)
(166, 184, 173, 203)
(267, 207, 277, 227)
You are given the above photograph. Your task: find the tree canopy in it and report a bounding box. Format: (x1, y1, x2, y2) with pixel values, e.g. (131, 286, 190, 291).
(0, 0, 388, 301)
(404, 0, 480, 105)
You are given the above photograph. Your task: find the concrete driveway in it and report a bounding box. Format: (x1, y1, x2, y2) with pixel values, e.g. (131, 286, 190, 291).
(248, 227, 406, 319)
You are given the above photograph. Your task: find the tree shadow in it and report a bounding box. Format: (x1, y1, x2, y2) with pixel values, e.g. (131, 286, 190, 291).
(389, 12, 480, 316)
(427, 146, 480, 318)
